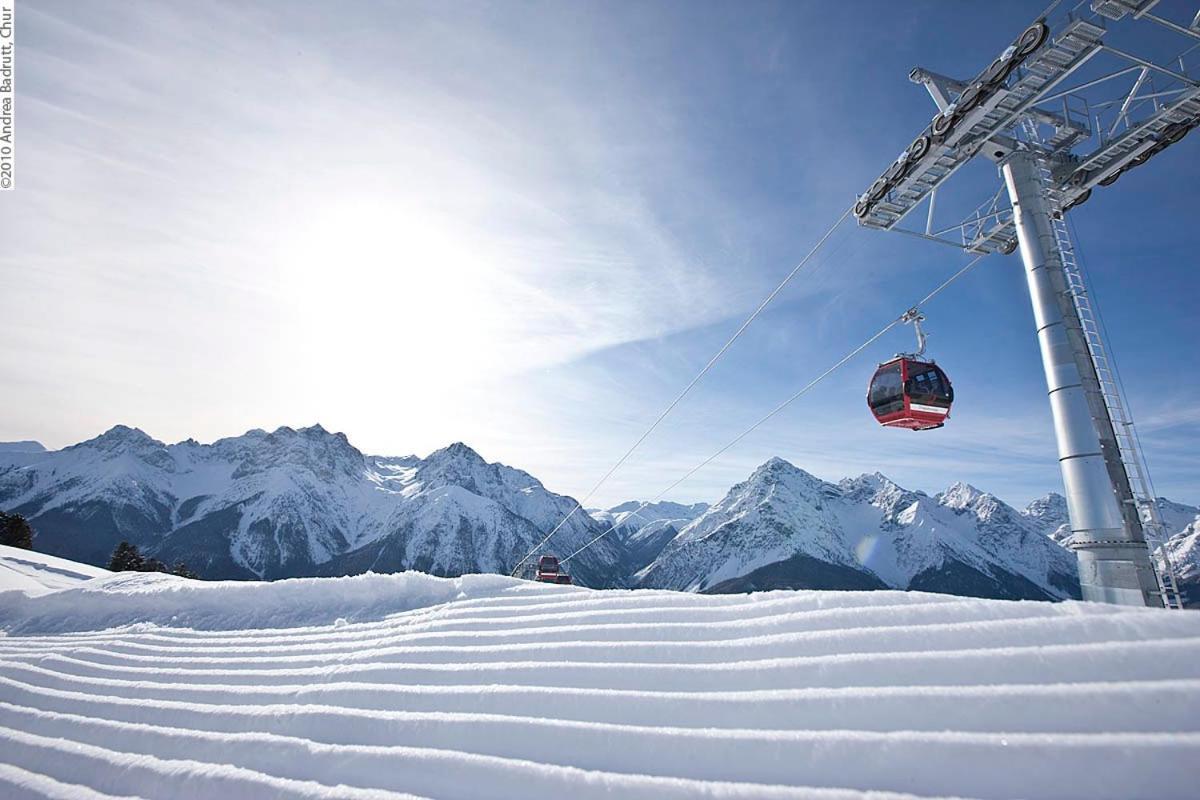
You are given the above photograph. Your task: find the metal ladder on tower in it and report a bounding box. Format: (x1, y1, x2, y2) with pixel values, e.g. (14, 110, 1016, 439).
(1047, 212, 1184, 609)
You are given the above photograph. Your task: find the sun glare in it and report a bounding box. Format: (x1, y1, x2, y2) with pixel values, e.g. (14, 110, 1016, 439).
(278, 199, 512, 386)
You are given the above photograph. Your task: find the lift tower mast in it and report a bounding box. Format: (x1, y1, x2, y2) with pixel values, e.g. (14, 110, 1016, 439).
(853, 1, 1199, 607)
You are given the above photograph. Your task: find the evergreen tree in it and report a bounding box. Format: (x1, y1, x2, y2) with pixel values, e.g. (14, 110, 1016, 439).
(140, 557, 168, 573)
(106, 541, 198, 577)
(0, 512, 34, 550)
(107, 541, 144, 571)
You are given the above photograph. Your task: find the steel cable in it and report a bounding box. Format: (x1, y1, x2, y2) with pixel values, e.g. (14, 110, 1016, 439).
(561, 251, 989, 567)
(509, 204, 855, 576)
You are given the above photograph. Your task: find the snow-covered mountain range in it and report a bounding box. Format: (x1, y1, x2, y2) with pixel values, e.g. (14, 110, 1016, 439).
(0, 425, 624, 587)
(1, 425, 1196, 603)
(636, 459, 1083, 600)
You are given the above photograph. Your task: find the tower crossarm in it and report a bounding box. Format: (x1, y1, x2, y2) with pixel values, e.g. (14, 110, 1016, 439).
(1053, 85, 1200, 208)
(939, 183, 1019, 255)
(963, 214, 1018, 255)
(856, 16, 1107, 233)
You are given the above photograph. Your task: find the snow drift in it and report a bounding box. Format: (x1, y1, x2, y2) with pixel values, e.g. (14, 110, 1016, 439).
(1, 552, 1199, 799)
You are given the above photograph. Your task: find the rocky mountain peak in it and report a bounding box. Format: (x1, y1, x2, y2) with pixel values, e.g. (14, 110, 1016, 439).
(841, 472, 924, 519)
(939, 483, 1022, 530)
(418, 443, 493, 490)
(1024, 492, 1068, 520)
(260, 423, 352, 448)
(69, 425, 174, 471)
(287, 424, 353, 446)
(839, 471, 905, 499)
(430, 441, 486, 464)
(89, 425, 161, 449)
(1017, 493, 1072, 544)
(748, 457, 823, 489)
(938, 481, 987, 509)
(225, 423, 365, 481)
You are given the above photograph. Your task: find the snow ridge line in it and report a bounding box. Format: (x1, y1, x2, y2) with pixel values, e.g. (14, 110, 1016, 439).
(0, 599, 1101, 658)
(0, 761, 143, 800)
(0, 712, 934, 800)
(3, 637, 1200, 695)
(0, 591, 984, 648)
(2, 672, 1200, 734)
(2, 695, 1198, 800)
(5, 635, 1200, 691)
(0, 583, 978, 639)
(3, 612, 1194, 672)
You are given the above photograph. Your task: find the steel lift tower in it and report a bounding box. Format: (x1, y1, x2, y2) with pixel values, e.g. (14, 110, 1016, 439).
(854, 0, 1199, 607)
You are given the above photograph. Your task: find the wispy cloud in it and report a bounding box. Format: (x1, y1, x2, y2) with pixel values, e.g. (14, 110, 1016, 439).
(2, 0, 1194, 513)
(0, 0, 754, 450)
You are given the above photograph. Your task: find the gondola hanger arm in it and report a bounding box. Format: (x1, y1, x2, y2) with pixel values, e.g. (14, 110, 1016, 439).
(897, 307, 927, 358)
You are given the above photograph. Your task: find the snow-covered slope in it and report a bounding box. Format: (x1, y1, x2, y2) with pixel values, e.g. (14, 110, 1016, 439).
(590, 500, 710, 533)
(0, 427, 621, 587)
(0, 442, 46, 454)
(0, 566, 1198, 799)
(1153, 498, 1200, 538)
(1153, 501, 1200, 605)
(1164, 519, 1200, 606)
(638, 459, 1080, 601)
(0, 545, 109, 596)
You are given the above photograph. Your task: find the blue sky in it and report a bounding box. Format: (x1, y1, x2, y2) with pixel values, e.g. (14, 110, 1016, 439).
(1, 0, 1197, 509)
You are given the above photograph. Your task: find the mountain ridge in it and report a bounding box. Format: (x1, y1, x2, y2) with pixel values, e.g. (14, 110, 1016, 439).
(2, 426, 1196, 603)
(0, 425, 623, 586)
(636, 459, 1082, 600)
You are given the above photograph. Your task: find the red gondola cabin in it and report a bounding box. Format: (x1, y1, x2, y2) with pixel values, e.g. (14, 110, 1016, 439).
(867, 357, 954, 431)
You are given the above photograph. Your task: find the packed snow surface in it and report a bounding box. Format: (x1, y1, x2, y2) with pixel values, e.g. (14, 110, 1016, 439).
(1, 566, 1199, 799)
